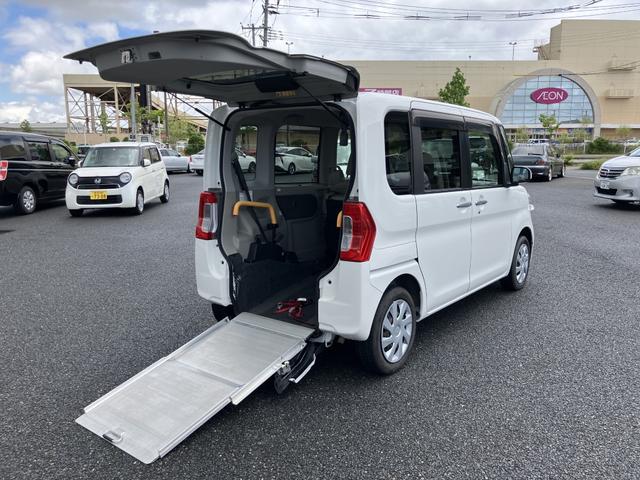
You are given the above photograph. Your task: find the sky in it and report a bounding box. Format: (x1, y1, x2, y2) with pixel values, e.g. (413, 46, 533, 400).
(0, 0, 639, 124)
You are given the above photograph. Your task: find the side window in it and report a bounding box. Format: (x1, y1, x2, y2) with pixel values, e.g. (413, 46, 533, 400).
(419, 127, 461, 192)
(235, 125, 259, 180)
(51, 144, 73, 164)
(497, 125, 514, 182)
(150, 148, 161, 163)
(160, 149, 169, 156)
(142, 148, 152, 164)
(27, 141, 52, 162)
(384, 112, 412, 195)
(336, 129, 352, 181)
(0, 137, 28, 160)
(469, 130, 503, 188)
(274, 125, 320, 184)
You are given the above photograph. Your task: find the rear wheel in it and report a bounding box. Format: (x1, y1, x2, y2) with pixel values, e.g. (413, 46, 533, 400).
(356, 286, 416, 375)
(545, 168, 553, 182)
(196, 170, 203, 176)
(160, 181, 170, 203)
(288, 162, 296, 175)
(248, 162, 256, 173)
(14, 185, 37, 215)
(69, 209, 83, 217)
(501, 236, 531, 291)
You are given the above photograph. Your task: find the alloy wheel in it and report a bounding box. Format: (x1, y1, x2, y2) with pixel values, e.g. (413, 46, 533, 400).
(22, 190, 35, 212)
(515, 243, 530, 284)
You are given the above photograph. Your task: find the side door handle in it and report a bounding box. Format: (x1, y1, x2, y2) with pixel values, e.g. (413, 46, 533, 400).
(456, 201, 472, 208)
(475, 199, 488, 206)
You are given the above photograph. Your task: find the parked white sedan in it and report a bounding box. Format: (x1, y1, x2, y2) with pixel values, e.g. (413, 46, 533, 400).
(275, 146, 316, 175)
(190, 149, 205, 176)
(160, 148, 191, 173)
(236, 148, 257, 173)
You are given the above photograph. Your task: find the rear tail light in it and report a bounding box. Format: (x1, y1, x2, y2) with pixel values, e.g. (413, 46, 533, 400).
(536, 158, 545, 165)
(195, 191, 218, 240)
(340, 201, 376, 262)
(0, 161, 8, 181)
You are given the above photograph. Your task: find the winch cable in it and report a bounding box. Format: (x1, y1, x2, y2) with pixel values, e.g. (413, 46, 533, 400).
(231, 155, 270, 245)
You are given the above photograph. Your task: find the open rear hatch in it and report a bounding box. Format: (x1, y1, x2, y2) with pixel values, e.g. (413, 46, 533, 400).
(77, 313, 313, 463)
(65, 30, 359, 106)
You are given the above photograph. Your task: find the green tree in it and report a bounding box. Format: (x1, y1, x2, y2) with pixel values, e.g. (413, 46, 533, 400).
(616, 125, 631, 151)
(185, 133, 204, 155)
(98, 111, 109, 133)
(109, 136, 120, 142)
(538, 113, 560, 140)
(514, 127, 529, 144)
(167, 117, 196, 146)
(438, 67, 470, 107)
(20, 119, 32, 132)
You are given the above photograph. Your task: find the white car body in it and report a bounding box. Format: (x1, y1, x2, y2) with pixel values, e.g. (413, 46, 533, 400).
(160, 148, 190, 172)
(190, 149, 205, 175)
(65, 31, 535, 464)
(275, 146, 316, 174)
(593, 147, 640, 203)
(236, 148, 256, 172)
(65, 142, 169, 211)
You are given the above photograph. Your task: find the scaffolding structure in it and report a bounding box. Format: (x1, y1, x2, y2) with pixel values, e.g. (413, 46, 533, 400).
(63, 74, 212, 144)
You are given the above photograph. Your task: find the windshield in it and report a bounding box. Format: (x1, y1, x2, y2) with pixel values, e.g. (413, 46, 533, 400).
(512, 146, 544, 156)
(82, 147, 140, 167)
(628, 147, 640, 157)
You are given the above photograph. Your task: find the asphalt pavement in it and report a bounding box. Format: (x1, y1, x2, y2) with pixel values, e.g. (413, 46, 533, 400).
(1, 171, 639, 479)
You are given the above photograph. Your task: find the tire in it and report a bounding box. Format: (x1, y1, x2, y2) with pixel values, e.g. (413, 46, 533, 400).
(132, 189, 144, 215)
(160, 181, 170, 203)
(14, 185, 37, 215)
(248, 162, 256, 173)
(501, 236, 531, 291)
(558, 164, 566, 178)
(68, 209, 83, 217)
(545, 168, 553, 182)
(356, 286, 417, 375)
(196, 170, 203, 176)
(288, 162, 296, 175)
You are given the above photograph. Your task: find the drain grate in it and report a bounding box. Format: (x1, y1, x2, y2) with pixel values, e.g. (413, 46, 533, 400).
(0, 230, 14, 235)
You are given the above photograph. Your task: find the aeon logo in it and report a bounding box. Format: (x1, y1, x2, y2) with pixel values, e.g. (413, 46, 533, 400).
(530, 87, 569, 104)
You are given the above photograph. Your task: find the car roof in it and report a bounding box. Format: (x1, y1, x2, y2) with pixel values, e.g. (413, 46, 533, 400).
(90, 142, 158, 148)
(0, 130, 60, 141)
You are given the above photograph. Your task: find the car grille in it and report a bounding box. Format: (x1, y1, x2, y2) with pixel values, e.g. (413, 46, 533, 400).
(76, 195, 123, 205)
(598, 167, 625, 179)
(596, 187, 617, 195)
(76, 176, 125, 188)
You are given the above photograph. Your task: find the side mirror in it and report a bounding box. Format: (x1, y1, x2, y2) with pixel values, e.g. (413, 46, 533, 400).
(143, 158, 152, 167)
(512, 166, 532, 183)
(68, 156, 76, 167)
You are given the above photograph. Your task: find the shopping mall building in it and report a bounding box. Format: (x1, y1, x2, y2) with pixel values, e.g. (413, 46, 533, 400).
(348, 20, 640, 139)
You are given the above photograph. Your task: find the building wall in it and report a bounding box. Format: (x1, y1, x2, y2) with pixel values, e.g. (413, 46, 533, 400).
(346, 20, 640, 137)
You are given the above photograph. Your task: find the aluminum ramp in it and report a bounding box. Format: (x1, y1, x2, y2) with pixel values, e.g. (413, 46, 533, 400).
(76, 313, 313, 463)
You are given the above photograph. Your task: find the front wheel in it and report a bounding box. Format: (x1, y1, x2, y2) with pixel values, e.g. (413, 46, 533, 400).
(14, 185, 37, 215)
(248, 162, 256, 173)
(501, 236, 531, 291)
(160, 181, 170, 203)
(132, 189, 144, 215)
(356, 286, 416, 375)
(196, 170, 203, 176)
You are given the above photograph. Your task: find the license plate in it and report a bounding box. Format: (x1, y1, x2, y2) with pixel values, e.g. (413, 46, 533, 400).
(89, 191, 107, 200)
(600, 181, 610, 189)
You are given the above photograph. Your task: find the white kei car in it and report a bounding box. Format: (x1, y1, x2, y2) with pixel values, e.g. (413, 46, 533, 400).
(65, 142, 170, 216)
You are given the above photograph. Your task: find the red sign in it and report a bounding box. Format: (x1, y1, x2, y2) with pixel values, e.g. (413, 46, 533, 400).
(530, 87, 568, 104)
(359, 87, 402, 95)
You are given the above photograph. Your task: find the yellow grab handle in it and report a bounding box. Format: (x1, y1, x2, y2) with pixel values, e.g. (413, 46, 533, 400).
(336, 211, 343, 228)
(232, 201, 277, 225)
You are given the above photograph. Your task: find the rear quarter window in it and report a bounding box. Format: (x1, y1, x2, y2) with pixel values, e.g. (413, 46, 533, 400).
(0, 136, 27, 160)
(384, 112, 412, 195)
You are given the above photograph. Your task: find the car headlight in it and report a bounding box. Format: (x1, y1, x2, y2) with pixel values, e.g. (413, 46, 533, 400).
(119, 172, 132, 184)
(68, 173, 78, 186)
(621, 166, 640, 176)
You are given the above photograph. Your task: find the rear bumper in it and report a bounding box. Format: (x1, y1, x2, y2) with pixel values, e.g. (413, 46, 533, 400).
(593, 176, 640, 202)
(517, 165, 550, 178)
(65, 184, 137, 209)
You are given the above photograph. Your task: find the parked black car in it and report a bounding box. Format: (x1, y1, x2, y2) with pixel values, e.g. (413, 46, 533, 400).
(511, 143, 565, 182)
(0, 131, 79, 214)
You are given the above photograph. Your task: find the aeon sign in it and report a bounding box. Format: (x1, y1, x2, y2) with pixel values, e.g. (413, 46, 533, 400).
(530, 87, 569, 104)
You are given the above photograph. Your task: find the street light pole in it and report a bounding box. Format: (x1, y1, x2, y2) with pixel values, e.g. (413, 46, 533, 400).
(286, 41, 293, 54)
(509, 41, 517, 61)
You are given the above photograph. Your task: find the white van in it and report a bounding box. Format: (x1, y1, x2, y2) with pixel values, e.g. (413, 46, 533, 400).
(66, 31, 534, 464)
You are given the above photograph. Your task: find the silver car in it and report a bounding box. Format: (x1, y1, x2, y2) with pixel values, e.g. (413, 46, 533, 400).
(190, 149, 205, 176)
(160, 148, 191, 173)
(594, 147, 640, 204)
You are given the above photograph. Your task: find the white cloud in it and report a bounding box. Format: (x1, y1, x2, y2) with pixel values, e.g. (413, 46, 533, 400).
(0, 99, 66, 123)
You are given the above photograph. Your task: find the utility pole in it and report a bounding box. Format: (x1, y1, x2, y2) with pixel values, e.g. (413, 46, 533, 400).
(163, 91, 169, 145)
(286, 41, 293, 54)
(130, 83, 137, 139)
(262, 0, 269, 47)
(241, 24, 258, 46)
(509, 41, 517, 61)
